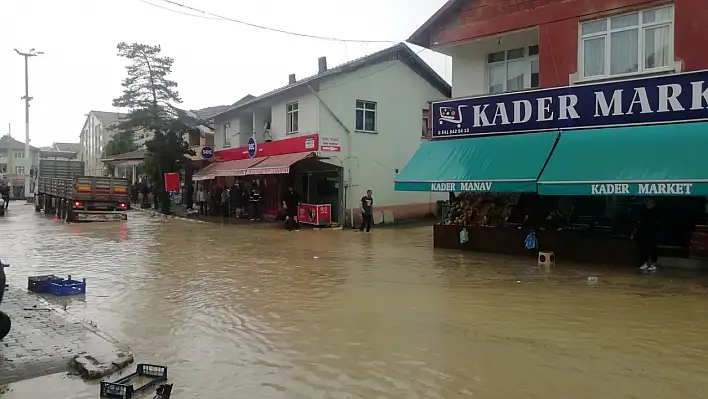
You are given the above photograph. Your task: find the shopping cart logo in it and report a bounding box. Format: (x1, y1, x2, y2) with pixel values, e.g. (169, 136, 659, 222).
(438, 105, 467, 127)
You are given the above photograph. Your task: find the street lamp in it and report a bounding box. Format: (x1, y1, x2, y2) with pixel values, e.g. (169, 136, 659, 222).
(14, 48, 43, 200)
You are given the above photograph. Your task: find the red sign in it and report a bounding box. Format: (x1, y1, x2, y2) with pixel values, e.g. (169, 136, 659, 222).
(215, 133, 319, 162)
(298, 203, 332, 226)
(164, 172, 180, 192)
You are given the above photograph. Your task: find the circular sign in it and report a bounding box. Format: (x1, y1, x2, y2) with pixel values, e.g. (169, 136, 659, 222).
(247, 137, 257, 159)
(201, 146, 214, 159)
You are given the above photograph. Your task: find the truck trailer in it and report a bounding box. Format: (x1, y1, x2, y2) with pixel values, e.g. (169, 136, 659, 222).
(34, 159, 130, 222)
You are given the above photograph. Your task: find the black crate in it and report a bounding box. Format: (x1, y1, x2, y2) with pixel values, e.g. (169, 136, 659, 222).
(27, 275, 64, 293)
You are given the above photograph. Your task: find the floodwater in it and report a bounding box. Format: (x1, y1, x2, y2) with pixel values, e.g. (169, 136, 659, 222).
(2, 205, 708, 398)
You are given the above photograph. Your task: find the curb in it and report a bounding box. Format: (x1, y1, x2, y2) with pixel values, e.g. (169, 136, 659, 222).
(133, 207, 205, 223)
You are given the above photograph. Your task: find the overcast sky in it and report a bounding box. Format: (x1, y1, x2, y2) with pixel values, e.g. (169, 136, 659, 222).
(0, 0, 450, 147)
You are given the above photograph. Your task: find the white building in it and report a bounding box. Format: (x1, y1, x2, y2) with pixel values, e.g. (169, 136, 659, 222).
(0, 135, 40, 198)
(79, 111, 155, 176)
(207, 43, 451, 225)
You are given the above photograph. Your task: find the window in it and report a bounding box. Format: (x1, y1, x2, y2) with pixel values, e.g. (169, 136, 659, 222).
(14, 151, 24, 159)
(15, 166, 25, 175)
(580, 6, 673, 79)
(223, 123, 231, 147)
(487, 45, 539, 94)
(286, 102, 299, 134)
(422, 108, 430, 139)
(355, 100, 377, 132)
(0, 164, 6, 173)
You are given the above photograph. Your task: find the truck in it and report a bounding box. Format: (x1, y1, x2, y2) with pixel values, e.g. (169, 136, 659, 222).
(33, 159, 130, 222)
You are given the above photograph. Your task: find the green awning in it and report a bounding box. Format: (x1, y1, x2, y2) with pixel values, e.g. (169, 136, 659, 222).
(538, 123, 708, 196)
(394, 132, 559, 193)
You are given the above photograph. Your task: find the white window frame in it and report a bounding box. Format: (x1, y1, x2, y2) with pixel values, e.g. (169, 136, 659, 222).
(486, 46, 539, 94)
(15, 165, 25, 175)
(223, 122, 231, 148)
(14, 151, 25, 159)
(355, 100, 377, 133)
(578, 5, 675, 81)
(286, 102, 299, 134)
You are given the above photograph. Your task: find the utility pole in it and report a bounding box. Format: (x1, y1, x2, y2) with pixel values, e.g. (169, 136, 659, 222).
(14, 48, 43, 199)
(6, 124, 12, 183)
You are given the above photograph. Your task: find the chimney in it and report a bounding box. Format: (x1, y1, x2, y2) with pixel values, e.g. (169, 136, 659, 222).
(318, 56, 328, 73)
(288, 74, 296, 84)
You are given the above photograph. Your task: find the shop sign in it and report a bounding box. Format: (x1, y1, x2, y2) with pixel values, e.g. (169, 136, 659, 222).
(245, 166, 290, 175)
(247, 136, 257, 158)
(320, 136, 341, 152)
(305, 137, 316, 150)
(433, 70, 708, 139)
(164, 172, 180, 192)
(430, 181, 493, 192)
(201, 146, 214, 159)
(589, 183, 694, 195)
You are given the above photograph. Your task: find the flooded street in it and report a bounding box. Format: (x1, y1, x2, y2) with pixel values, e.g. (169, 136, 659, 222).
(2, 205, 708, 398)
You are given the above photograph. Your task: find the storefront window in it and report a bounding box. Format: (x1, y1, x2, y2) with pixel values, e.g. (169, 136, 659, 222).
(580, 5, 673, 80)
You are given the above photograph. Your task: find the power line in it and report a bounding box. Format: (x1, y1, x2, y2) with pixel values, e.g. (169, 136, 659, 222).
(148, 0, 402, 43)
(139, 0, 223, 20)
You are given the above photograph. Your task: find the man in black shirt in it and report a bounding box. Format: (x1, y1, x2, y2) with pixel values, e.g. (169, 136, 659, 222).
(249, 185, 262, 221)
(360, 189, 373, 232)
(282, 185, 300, 231)
(635, 199, 659, 271)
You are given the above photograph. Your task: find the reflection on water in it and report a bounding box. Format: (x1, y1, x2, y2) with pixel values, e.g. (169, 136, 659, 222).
(2, 206, 708, 398)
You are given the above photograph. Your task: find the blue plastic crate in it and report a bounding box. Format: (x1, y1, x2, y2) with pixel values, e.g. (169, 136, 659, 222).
(46, 275, 86, 296)
(27, 275, 64, 293)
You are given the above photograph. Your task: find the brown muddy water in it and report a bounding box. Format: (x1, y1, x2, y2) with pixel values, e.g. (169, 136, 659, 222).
(2, 205, 708, 398)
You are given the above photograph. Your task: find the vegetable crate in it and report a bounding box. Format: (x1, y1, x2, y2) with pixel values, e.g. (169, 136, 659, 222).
(46, 275, 86, 296)
(27, 275, 64, 293)
(100, 364, 168, 399)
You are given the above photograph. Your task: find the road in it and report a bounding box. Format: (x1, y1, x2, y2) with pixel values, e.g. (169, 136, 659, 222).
(1, 204, 708, 398)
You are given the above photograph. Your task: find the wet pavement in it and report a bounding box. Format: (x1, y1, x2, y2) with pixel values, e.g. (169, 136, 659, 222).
(0, 287, 132, 385)
(2, 204, 708, 398)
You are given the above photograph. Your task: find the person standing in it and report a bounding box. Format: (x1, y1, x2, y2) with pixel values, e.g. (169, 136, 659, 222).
(282, 185, 300, 231)
(635, 199, 659, 271)
(197, 186, 208, 215)
(0, 184, 9, 210)
(249, 184, 262, 221)
(185, 182, 194, 210)
(220, 185, 229, 216)
(360, 189, 373, 232)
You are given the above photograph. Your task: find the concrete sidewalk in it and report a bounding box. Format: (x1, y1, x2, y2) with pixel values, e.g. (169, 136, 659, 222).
(0, 288, 133, 385)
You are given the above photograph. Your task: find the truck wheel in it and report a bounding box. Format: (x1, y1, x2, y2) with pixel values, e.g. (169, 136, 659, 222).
(0, 311, 10, 341)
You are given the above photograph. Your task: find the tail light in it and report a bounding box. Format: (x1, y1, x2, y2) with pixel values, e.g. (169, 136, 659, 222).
(73, 201, 83, 207)
(119, 202, 127, 208)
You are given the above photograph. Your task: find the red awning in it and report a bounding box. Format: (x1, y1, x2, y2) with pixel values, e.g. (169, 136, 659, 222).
(246, 152, 314, 175)
(193, 158, 265, 181)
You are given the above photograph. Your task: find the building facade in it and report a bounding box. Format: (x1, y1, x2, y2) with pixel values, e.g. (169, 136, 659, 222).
(0, 135, 40, 198)
(409, 0, 708, 95)
(396, 0, 708, 264)
(79, 111, 126, 176)
(206, 44, 451, 225)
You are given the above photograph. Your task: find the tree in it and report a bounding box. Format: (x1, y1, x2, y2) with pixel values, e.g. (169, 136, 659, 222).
(103, 130, 136, 176)
(111, 42, 196, 213)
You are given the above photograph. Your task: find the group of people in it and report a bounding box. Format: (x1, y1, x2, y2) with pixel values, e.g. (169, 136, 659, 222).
(193, 182, 264, 220)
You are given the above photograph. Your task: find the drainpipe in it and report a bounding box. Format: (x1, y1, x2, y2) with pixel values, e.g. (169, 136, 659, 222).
(307, 84, 355, 227)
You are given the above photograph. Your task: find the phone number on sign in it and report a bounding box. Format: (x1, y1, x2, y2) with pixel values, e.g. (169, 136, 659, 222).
(436, 128, 471, 136)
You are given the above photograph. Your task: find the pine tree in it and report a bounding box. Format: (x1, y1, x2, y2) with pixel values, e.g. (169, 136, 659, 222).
(111, 42, 196, 213)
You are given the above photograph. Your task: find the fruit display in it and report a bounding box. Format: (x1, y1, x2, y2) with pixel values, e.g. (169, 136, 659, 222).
(441, 193, 521, 227)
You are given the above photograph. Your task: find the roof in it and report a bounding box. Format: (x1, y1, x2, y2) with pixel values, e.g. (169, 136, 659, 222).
(192, 105, 231, 121)
(101, 148, 147, 162)
(408, 0, 465, 48)
(91, 111, 128, 127)
(0, 135, 39, 151)
(214, 43, 451, 118)
(52, 142, 81, 153)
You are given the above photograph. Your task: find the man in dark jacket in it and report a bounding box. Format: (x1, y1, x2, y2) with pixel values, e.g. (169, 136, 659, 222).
(282, 185, 300, 231)
(0, 184, 9, 210)
(635, 199, 659, 271)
